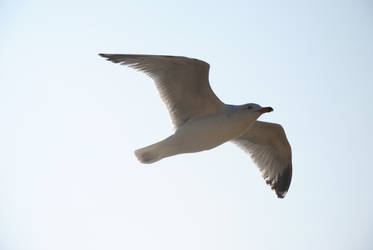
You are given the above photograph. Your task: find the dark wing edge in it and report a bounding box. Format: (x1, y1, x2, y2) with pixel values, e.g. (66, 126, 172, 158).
(98, 53, 210, 72)
(271, 163, 292, 198)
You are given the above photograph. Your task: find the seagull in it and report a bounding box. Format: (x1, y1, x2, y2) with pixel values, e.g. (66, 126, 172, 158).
(99, 54, 292, 198)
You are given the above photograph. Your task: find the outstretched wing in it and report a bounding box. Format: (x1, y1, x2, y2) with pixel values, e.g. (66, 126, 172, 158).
(99, 54, 224, 128)
(232, 121, 292, 198)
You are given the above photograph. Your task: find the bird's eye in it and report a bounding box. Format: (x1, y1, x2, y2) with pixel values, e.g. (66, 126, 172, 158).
(247, 106, 252, 109)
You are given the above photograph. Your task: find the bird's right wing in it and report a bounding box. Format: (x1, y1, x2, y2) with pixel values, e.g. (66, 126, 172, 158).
(99, 54, 224, 128)
(232, 121, 292, 198)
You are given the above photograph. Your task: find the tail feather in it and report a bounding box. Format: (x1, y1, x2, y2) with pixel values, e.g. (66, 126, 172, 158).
(134, 143, 163, 164)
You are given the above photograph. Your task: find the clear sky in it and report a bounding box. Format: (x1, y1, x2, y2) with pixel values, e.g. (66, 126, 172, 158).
(1, 0, 373, 249)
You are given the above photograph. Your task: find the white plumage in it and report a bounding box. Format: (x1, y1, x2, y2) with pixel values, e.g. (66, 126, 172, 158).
(99, 54, 292, 198)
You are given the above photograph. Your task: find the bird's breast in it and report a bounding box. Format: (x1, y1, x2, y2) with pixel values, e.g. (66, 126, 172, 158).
(170, 112, 252, 153)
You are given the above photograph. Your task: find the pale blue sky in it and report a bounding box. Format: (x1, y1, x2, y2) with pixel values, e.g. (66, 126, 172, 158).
(1, 0, 373, 249)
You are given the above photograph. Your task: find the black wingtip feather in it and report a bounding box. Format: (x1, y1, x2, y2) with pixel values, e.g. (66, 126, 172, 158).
(98, 53, 123, 64)
(98, 53, 111, 61)
(272, 165, 292, 199)
(98, 53, 114, 60)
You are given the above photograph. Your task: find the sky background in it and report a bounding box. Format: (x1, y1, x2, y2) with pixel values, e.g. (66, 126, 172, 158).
(1, 0, 373, 249)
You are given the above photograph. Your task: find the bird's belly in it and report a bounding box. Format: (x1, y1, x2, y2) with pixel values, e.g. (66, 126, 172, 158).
(167, 114, 250, 154)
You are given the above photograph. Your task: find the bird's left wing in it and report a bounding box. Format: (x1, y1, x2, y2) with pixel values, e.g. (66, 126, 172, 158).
(99, 54, 224, 128)
(232, 121, 292, 198)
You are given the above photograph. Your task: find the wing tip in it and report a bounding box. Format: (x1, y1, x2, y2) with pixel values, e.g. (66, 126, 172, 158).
(98, 53, 124, 64)
(98, 53, 114, 60)
(271, 164, 292, 199)
(275, 191, 287, 199)
(98, 53, 108, 57)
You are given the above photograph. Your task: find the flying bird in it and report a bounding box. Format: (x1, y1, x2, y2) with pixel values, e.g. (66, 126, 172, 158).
(99, 54, 292, 198)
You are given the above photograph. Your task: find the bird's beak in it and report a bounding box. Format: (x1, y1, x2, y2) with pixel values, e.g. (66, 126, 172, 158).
(259, 107, 273, 113)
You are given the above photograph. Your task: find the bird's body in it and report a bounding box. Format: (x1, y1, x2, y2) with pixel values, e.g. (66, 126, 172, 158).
(135, 104, 262, 163)
(99, 53, 293, 198)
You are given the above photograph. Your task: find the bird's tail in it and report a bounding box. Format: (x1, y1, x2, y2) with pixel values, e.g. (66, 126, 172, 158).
(134, 141, 164, 164)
